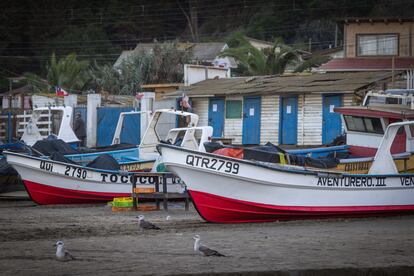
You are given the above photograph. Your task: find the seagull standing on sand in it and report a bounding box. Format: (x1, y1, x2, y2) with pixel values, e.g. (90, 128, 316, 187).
(193, 235, 225, 257)
(55, 241, 75, 261)
(137, 215, 161, 230)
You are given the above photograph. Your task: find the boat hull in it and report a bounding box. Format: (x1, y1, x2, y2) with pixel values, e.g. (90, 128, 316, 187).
(5, 152, 182, 205)
(159, 144, 414, 223)
(189, 190, 414, 223)
(23, 180, 129, 204)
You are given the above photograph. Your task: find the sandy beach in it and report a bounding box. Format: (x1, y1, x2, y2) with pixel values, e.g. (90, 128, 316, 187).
(1, 199, 414, 275)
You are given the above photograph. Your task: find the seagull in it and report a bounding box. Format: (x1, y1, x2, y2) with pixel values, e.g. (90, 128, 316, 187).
(166, 215, 171, 221)
(137, 215, 161, 230)
(55, 241, 75, 261)
(193, 235, 225, 257)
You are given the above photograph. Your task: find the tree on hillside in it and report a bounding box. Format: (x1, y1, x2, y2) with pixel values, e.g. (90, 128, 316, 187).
(87, 42, 191, 95)
(24, 53, 89, 94)
(221, 33, 299, 75)
(221, 33, 329, 76)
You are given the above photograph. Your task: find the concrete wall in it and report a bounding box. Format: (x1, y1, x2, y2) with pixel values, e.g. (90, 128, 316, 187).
(86, 94, 101, 147)
(184, 64, 231, 85)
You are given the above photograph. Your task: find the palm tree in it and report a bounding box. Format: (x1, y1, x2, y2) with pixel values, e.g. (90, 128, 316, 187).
(47, 53, 89, 92)
(221, 33, 329, 75)
(25, 53, 89, 94)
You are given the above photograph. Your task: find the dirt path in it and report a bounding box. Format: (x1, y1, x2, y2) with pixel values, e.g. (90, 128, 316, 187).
(1, 200, 414, 275)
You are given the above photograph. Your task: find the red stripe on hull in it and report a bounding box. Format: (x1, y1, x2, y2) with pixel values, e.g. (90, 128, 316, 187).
(189, 190, 414, 223)
(23, 180, 129, 205)
(348, 146, 377, 157)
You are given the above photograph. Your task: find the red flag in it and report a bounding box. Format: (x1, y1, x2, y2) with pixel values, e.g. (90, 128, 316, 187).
(135, 92, 144, 100)
(55, 86, 68, 96)
(181, 93, 191, 109)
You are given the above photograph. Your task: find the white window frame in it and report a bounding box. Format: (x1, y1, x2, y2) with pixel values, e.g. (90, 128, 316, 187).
(356, 34, 398, 56)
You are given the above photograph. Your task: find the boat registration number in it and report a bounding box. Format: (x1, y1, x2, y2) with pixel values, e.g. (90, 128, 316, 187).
(186, 154, 239, 174)
(64, 165, 88, 179)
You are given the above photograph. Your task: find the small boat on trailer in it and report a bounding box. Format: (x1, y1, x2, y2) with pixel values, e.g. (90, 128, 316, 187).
(158, 120, 414, 223)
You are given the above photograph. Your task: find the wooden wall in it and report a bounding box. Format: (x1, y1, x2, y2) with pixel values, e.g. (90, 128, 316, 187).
(191, 93, 355, 146)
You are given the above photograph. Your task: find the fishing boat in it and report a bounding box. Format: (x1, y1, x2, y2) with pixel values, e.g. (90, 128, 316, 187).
(287, 89, 414, 158)
(158, 120, 414, 223)
(4, 124, 212, 204)
(0, 108, 204, 195)
(4, 151, 154, 204)
(206, 89, 414, 174)
(20, 106, 80, 147)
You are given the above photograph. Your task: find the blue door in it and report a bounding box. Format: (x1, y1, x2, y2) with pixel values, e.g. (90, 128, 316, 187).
(97, 107, 140, 146)
(322, 94, 342, 144)
(120, 113, 141, 145)
(208, 98, 225, 138)
(242, 97, 261, 145)
(279, 96, 298, 145)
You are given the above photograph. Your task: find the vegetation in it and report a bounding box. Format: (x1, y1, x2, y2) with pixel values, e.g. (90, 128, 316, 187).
(24, 53, 89, 93)
(87, 42, 190, 95)
(1, 0, 413, 91)
(221, 33, 330, 75)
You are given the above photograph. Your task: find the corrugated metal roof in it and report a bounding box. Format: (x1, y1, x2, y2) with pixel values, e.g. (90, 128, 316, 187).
(318, 58, 414, 71)
(189, 42, 226, 61)
(172, 71, 402, 97)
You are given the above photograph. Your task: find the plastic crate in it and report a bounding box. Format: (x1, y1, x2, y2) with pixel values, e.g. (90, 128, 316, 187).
(111, 197, 133, 207)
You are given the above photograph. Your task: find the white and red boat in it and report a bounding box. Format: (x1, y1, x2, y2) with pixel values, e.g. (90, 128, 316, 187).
(4, 125, 213, 205)
(4, 151, 141, 204)
(158, 120, 414, 223)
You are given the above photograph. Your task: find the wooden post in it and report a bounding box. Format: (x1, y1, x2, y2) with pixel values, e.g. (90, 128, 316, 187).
(132, 176, 137, 210)
(185, 190, 190, 211)
(7, 112, 12, 143)
(392, 56, 395, 87)
(155, 174, 160, 210)
(162, 174, 168, 210)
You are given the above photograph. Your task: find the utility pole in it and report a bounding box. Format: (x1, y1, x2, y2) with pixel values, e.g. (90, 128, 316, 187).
(177, 0, 199, 42)
(308, 38, 312, 52)
(189, 0, 199, 42)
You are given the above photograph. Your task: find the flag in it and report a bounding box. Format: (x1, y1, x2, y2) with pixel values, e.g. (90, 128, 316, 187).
(55, 86, 68, 96)
(135, 92, 144, 100)
(181, 93, 191, 109)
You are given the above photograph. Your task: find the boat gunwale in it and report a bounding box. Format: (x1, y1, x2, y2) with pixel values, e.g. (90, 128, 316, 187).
(4, 151, 156, 176)
(157, 144, 414, 178)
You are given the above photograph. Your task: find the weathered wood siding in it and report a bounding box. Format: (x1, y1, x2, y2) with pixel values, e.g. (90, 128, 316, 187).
(342, 93, 354, 132)
(191, 98, 209, 127)
(192, 93, 355, 146)
(223, 96, 243, 144)
(260, 95, 279, 145)
(343, 93, 354, 106)
(297, 93, 354, 145)
(297, 94, 322, 145)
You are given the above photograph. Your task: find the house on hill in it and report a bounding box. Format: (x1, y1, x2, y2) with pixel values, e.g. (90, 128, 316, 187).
(168, 71, 407, 146)
(318, 18, 414, 82)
